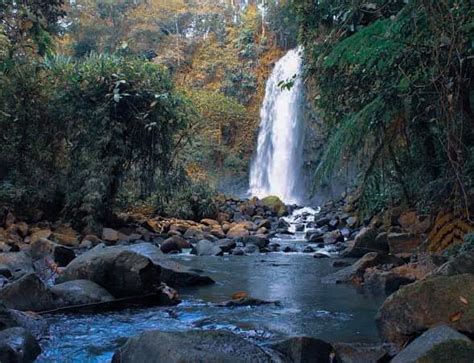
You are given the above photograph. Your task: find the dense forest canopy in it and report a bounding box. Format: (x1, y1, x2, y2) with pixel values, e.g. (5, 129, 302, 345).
(295, 0, 473, 217)
(0, 0, 298, 230)
(0, 0, 473, 232)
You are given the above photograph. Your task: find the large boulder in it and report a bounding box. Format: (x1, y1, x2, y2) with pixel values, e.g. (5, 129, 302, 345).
(432, 248, 474, 277)
(72, 243, 214, 288)
(160, 236, 191, 254)
(387, 233, 422, 256)
(238, 235, 269, 249)
(398, 211, 432, 235)
(183, 226, 205, 242)
(333, 343, 388, 363)
(261, 196, 287, 217)
(376, 274, 474, 349)
(0, 327, 41, 363)
(0, 273, 58, 312)
(216, 238, 236, 253)
(392, 325, 474, 363)
(26, 229, 51, 244)
(322, 252, 403, 284)
(0, 252, 34, 279)
(51, 231, 79, 248)
(56, 244, 160, 297)
(122, 243, 214, 287)
(101, 228, 121, 243)
(269, 336, 335, 363)
(363, 255, 443, 294)
(0, 305, 48, 339)
(51, 279, 115, 306)
(226, 225, 250, 238)
(341, 227, 387, 258)
(112, 330, 272, 363)
(29, 238, 75, 267)
(191, 240, 223, 256)
(200, 219, 219, 227)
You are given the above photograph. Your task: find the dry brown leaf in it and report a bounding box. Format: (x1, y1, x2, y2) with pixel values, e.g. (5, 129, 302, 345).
(449, 311, 463, 322)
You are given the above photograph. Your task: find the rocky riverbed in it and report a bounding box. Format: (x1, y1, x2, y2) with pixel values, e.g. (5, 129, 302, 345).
(0, 194, 473, 362)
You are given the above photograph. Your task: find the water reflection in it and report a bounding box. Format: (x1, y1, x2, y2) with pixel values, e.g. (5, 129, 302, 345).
(38, 253, 385, 362)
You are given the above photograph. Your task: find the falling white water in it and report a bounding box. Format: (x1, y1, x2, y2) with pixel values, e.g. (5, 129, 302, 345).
(249, 48, 304, 204)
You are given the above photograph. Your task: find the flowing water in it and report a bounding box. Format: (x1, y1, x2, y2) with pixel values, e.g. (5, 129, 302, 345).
(38, 251, 385, 362)
(249, 48, 305, 204)
(37, 51, 387, 362)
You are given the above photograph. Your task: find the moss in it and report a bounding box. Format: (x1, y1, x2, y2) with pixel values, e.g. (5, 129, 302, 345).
(261, 195, 287, 217)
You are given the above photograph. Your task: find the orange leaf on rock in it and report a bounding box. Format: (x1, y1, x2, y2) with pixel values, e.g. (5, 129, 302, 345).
(449, 311, 463, 322)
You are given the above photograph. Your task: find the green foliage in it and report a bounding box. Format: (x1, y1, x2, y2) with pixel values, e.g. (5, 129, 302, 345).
(158, 180, 218, 220)
(222, 68, 257, 105)
(0, 0, 65, 57)
(0, 54, 194, 226)
(183, 90, 250, 180)
(444, 232, 474, 257)
(266, 0, 298, 49)
(297, 1, 474, 216)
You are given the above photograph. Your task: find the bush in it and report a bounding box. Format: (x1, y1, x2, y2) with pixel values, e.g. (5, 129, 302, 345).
(0, 54, 194, 227)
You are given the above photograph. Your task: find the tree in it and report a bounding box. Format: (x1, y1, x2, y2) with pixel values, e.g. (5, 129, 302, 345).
(296, 0, 473, 215)
(0, 0, 65, 57)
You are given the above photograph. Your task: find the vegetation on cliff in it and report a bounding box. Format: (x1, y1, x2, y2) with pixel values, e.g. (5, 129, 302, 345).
(0, 0, 297, 228)
(295, 0, 473, 218)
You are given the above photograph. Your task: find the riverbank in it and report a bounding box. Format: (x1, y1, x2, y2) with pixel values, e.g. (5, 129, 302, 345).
(0, 194, 473, 362)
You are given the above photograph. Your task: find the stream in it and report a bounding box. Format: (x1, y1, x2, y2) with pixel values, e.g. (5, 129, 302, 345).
(37, 48, 385, 362)
(38, 248, 385, 362)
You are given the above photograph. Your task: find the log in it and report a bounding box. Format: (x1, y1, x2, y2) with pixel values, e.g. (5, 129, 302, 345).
(38, 293, 180, 315)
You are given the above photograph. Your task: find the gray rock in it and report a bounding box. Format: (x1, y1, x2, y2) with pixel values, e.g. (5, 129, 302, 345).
(387, 233, 422, 256)
(232, 248, 245, 256)
(363, 269, 413, 295)
(215, 238, 236, 253)
(243, 244, 260, 254)
(306, 231, 324, 243)
(270, 336, 334, 363)
(0, 252, 34, 279)
(122, 244, 214, 287)
(160, 236, 191, 254)
(238, 235, 269, 249)
(333, 343, 388, 363)
(112, 330, 272, 363)
(0, 273, 57, 312)
(52, 244, 200, 305)
(323, 230, 344, 244)
(433, 249, 474, 277)
(56, 244, 159, 297)
(0, 327, 41, 363)
(341, 227, 387, 258)
(29, 238, 75, 267)
(322, 253, 402, 284)
(376, 274, 474, 350)
(191, 240, 223, 256)
(332, 260, 351, 268)
(392, 325, 474, 363)
(51, 279, 115, 305)
(0, 306, 48, 339)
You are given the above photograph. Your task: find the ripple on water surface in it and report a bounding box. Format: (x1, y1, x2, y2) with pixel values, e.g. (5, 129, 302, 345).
(38, 253, 385, 362)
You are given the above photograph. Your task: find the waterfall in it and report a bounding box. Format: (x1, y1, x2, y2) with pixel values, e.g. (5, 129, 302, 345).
(249, 48, 304, 205)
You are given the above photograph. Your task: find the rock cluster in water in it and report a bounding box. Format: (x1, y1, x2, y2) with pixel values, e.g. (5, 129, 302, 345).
(0, 193, 473, 362)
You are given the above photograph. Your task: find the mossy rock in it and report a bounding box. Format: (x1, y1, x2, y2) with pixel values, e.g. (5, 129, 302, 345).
(376, 274, 474, 350)
(261, 196, 287, 217)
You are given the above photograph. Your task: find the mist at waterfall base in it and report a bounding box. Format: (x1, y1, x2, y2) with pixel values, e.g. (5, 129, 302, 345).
(249, 48, 306, 205)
